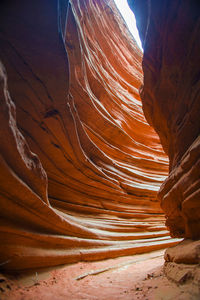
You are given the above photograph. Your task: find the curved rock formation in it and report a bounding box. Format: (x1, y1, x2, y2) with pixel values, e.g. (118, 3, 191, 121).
(129, 2, 200, 295)
(129, 0, 200, 240)
(0, 0, 177, 271)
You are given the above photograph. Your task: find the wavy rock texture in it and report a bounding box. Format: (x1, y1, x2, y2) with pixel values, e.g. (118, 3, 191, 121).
(0, 0, 177, 271)
(129, 0, 200, 240)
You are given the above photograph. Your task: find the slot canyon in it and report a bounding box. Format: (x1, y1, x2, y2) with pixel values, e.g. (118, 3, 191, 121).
(0, 0, 199, 299)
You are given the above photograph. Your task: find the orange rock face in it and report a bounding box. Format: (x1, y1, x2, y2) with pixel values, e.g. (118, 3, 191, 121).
(129, 0, 200, 239)
(0, 0, 177, 271)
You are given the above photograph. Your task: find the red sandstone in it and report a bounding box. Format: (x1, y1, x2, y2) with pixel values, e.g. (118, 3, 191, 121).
(0, 0, 177, 271)
(0, 0, 200, 298)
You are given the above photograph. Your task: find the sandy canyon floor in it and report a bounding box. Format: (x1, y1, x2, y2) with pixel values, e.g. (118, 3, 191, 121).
(0, 249, 198, 300)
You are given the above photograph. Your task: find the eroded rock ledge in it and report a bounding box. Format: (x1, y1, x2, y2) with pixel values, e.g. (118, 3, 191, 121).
(0, 0, 177, 271)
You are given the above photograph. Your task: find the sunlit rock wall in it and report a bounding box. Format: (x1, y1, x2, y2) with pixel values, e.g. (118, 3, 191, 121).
(129, 0, 200, 240)
(0, 0, 177, 271)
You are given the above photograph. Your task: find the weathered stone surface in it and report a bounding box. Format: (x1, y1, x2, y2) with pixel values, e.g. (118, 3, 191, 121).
(165, 239, 200, 264)
(164, 262, 200, 297)
(164, 240, 200, 296)
(0, 0, 177, 271)
(130, 0, 200, 240)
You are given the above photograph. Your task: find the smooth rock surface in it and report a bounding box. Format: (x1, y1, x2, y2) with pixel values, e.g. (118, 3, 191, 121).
(0, 0, 176, 271)
(129, 0, 200, 239)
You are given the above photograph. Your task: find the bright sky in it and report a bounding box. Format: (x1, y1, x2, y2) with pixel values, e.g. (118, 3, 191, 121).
(113, 0, 143, 51)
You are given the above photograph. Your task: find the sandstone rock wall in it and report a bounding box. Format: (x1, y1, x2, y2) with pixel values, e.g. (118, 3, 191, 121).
(0, 0, 177, 271)
(129, 0, 200, 239)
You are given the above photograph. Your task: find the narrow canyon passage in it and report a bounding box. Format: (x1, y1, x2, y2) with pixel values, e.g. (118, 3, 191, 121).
(0, 0, 200, 299)
(0, 0, 177, 271)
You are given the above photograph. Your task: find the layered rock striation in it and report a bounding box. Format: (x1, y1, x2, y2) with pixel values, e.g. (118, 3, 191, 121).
(0, 0, 177, 271)
(129, 7, 200, 293)
(129, 0, 200, 240)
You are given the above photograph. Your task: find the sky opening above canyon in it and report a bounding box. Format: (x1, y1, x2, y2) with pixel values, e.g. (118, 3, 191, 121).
(113, 0, 143, 51)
